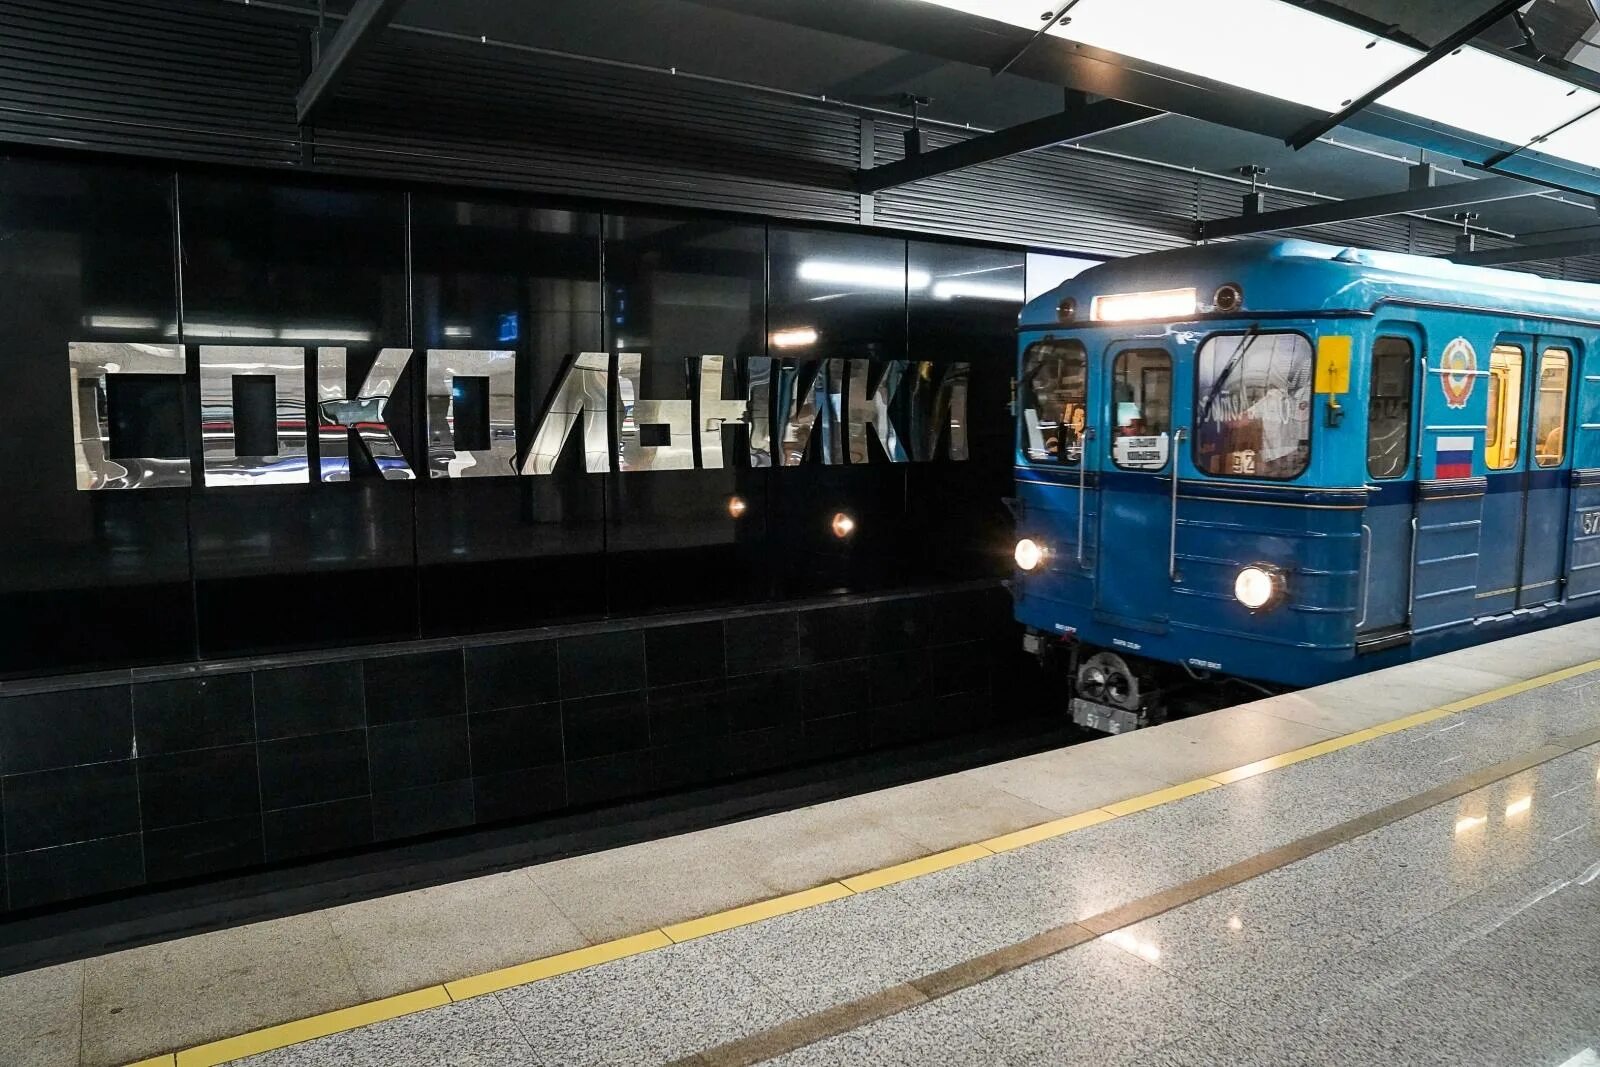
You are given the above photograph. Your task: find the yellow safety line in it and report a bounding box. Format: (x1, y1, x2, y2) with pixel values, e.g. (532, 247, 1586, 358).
(130, 653, 1600, 1067)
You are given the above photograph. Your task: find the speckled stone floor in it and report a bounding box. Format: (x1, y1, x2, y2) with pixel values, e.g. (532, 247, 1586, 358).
(7, 621, 1600, 1067)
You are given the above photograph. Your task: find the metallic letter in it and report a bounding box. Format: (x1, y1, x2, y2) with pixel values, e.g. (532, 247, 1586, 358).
(522, 352, 612, 476)
(617, 352, 694, 472)
(199, 345, 308, 488)
(907, 361, 971, 462)
(746, 356, 774, 468)
(699, 355, 752, 470)
(426, 349, 518, 478)
(68, 341, 191, 490)
(317, 347, 415, 481)
(774, 359, 844, 466)
(845, 359, 910, 463)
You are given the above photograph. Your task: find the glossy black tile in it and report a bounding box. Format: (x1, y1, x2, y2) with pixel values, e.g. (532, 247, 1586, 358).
(467, 702, 563, 776)
(724, 669, 802, 733)
(372, 780, 474, 841)
(801, 712, 865, 761)
(3, 760, 140, 852)
(367, 715, 471, 793)
(363, 650, 466, 726)
(646, 680, 728, 745)
(6, 834, 144, 910)
(725, 723, 804, 778)
(797, 604, 869, 665)
(926, 588, 1009, 645)
(132, 673, 254, 756)
(0, 684, 132, 774)
(137, 744, 260, 830)
(928, 642, 989, 697)
(471, 765, 567, 824)
(258, 730, 370, 810)
(558, 631, 645, 699)
(143, 816, 264, 883)
(723, 612, 799, 678)
(263, 797, 373, 862)
(465, 640, 559, 713)
(865, 597, 928, 654)
(565, 749, 654, 808)
(653, 735, 735, 793)
(562, 691, 649, 760)
(643, 621, 724, 687)
(798, 657, 870, 721)
(253, 661, 365, 740)
(868, 649, 932, 708)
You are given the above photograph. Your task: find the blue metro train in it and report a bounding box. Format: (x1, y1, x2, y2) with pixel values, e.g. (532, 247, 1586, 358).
(1011, 239, 1600, 732)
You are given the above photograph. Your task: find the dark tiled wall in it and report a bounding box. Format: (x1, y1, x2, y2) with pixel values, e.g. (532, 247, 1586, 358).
(0, 584, 1022, 912)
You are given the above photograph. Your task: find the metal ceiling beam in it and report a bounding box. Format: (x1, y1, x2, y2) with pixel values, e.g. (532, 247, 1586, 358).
(296, 0, 408, 126)
(1287, 0, 1527, 150)
(1197, 175, 1540, 240)
(856, 99, 1160, 193)
(1451, 237, 1600, 266)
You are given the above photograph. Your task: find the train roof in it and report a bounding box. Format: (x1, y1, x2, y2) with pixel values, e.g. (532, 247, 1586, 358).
(1021, 239, 1600, 329)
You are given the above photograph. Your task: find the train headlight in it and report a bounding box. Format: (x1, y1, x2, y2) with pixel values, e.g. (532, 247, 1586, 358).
(1234, 564, 1286, 612)
(1014, 538, 1046, 572)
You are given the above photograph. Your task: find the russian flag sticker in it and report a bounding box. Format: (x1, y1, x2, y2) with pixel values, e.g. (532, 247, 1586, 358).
(1435, 435, 1474, 480)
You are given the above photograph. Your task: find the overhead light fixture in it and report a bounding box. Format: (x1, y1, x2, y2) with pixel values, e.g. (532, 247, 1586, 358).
(769, 327, 819, 348)
(1379, 47, 1600, 151)
(442, 325, 473, 339)
(1091, 287, 1196, 322)
(931, 280, 1025, 302)
(278, 328, 373, 342)
(797, 260, 931, 292)
(85, 315, 163, 330)
(831, 511, 856, 539)
(727, 495, 748, 519)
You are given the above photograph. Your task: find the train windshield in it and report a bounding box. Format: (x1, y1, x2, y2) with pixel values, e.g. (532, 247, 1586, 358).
(1193, 332, 1312, 480)
(1019, 339, 1087, 464)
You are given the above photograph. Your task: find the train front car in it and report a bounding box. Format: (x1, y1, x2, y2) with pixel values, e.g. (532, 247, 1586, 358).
(1013, 240, 1407, 733)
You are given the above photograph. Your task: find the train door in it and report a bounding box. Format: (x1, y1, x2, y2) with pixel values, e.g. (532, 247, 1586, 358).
(1093, 343, 1176, 627)
(1517, 340, 1575, 606)
(1357, 333, 1418, 638)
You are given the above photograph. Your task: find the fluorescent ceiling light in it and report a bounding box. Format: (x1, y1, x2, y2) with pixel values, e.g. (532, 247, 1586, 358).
(85, 315, 163, 330)
(931, 280, 1024, 301)
(185, 323, 276, 339)
(1532, 110, 1600, 170)
(769, 327, 819, 348)
(1046, 0, 1416, 114)
(797, 260, 931, 291)
(278, 328, 373, 343)
(1380, 47, 1600, 149)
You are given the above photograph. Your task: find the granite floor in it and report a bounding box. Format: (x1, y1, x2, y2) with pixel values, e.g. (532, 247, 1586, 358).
(5, 620, 1600, 1067)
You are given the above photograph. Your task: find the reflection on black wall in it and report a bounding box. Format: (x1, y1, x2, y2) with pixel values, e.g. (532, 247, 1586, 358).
(0, 154, 1027, 679)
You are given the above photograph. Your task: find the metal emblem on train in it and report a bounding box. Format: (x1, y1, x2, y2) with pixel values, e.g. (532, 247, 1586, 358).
(1438, 337, 1478, 410)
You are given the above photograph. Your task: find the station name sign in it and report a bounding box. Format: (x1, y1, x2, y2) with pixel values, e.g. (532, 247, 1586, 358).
(69, 343, 970, 490)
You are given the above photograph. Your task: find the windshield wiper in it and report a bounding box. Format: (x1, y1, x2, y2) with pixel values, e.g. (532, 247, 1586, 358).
(1198, 322, 1262, 424)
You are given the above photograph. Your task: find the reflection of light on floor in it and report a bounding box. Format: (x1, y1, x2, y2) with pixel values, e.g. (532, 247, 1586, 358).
(1505, 795, 1532, 819)
(1105, 930, 1161, 962)
(1553, 1048, 1599, 1067)
(1227, 915, 1244, 932)
(1455, 814, 1488, 835)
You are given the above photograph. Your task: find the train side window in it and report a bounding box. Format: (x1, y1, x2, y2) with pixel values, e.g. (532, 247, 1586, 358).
(1193, 332, 1312, 480)
(1534, 348, 1570, 468)
(1110, 349, 1172, 470)
(1485, 343, 1524, 470)
(1019, 339, 1087, 465)
(1366, 337, 1412, 479)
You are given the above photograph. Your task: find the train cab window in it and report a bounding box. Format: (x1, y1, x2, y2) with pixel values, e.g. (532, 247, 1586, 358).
(1534, 348, 1571, 468)
(1366, 338, 1413, 479)
(1193, 332, 1312, 480)
(1110, 349, 1172, 470)
(1485, 343, 1524, 471)
(1020, 339, 1087, 464)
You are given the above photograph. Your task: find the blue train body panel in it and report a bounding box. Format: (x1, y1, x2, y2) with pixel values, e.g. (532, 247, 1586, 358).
(1013, 239, 1600, 697)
